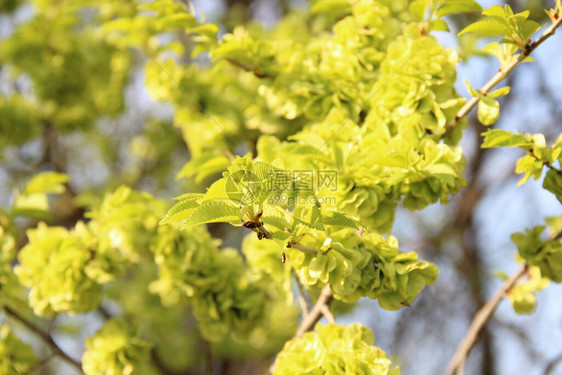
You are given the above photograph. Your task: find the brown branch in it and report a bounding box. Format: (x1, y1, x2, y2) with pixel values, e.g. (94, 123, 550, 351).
(292, 269, 310, 318)
(446, 266, 527, 375)
(295, 285, 334, 338)
(544, 351, 562, 375)
(256, 225, 273, 240)
(2, 306, 83, 373)
(446, 15, 562, 133)
(288, 243, 319, 255)
(320, 305, 335, 324)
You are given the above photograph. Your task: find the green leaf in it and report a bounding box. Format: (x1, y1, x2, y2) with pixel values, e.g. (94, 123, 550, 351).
(293, 204, 324, 231)
(437, 0, 482, 17)
(481, 129, 531, 148)
(201, 178, 230, 202)
(431, 19, 450, 32)
(261, 204, 291, 230)
(515, 154, 544, 185)
(176, 154, 230, 182)
(520, 20, 542, 40)
(322, 211, 358, 229)
(160, 195, 203, 224)
(482, 5, 508, 19)
(458, 20, 512, 37)
(184, 201, 241, 226)
(173, 192, 205, 201)
(543, 169, 562, 203)
(463, 80, 481, 98)
(477, 96, 500, 125)
(12, 194, 49, 220)
(488, 86, 511, 98)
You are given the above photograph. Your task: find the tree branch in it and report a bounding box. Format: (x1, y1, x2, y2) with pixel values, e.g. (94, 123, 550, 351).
(446, 266, 527, 375)
(2, 306, 83, 373)
(295, 285, 334, 338)
(288, 243, 319, 255)
(446, 15, 562, 133)
(292, 269, 311, 318)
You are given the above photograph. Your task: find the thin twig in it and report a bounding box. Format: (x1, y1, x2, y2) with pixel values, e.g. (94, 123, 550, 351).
(295, 285, 334, 338)
(269, 285, 335, 374)
(446, 15, 562, 133)
(292, 269, 310, 318)
(446, 266, 527, 375)
(2, 306, 83, 373)
(544, 351, 562, 375)
(25, 353, 56, 374)
(320, 305, 335, 324)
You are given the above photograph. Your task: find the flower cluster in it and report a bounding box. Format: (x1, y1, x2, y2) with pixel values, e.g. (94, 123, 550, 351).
(273, 323, 399, 375)
(285, 228, 438, 309)
(82, 319, 152, 375)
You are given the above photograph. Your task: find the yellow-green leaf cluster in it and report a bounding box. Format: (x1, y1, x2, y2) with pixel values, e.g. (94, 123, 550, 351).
(273, 323, 399, 375)
(82, 319, 152, 375)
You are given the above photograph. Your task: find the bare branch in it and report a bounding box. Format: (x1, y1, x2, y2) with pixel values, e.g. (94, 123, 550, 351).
(292, 269, 310, 318)
(320, 305, 335, 324)
(544, 351, 562, 375)
(446, 266, 527, 375)
(295, 285, 334, 338)
(2, 306, 83, 373)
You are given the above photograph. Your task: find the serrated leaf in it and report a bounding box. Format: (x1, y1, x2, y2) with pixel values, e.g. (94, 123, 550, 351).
(160, 195, 202, 224)
(184, 201, 241, 226)
(201, 178, 230, 202)
(253, 161, 275, 182)
(261, 204, 291, 230)
(293, 204, 324, 231)
(322, 211, 358, 229)
(458, 20, 512, 37)
(173, 193, 205, 201)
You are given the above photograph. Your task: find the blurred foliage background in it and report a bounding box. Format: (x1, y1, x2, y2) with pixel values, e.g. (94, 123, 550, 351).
(0, 0, 561, 374)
